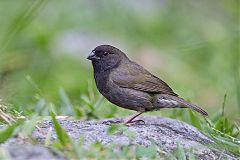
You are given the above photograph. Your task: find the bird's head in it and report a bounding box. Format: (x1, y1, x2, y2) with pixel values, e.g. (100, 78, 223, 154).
(87, 45, 128, 71)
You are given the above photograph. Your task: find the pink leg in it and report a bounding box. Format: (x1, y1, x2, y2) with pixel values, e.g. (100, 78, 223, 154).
(124, 112, 143, 124)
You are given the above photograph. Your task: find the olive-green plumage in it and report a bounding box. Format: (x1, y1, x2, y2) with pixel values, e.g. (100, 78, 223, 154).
(87, 45, 208, 123)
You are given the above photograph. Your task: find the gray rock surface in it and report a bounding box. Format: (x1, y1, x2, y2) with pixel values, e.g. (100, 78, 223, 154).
(4, 145, 66, 160)
(1, 116, 239, 160)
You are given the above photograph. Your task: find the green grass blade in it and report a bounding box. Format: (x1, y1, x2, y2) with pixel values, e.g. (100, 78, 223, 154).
(0, 120, 24, 143)
(50, 111, 71, 146)
(176, 142, 186, 160)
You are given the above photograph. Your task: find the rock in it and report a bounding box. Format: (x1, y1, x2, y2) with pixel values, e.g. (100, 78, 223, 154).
(1, 145, 66, 160)
(1, 116, 239, 159)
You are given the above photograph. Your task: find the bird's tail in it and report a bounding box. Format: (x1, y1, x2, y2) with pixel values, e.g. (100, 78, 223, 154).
(154, 94, 208, 116)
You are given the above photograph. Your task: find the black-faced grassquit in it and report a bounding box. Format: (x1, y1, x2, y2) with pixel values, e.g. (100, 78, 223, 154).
(87, 45, 208, 124)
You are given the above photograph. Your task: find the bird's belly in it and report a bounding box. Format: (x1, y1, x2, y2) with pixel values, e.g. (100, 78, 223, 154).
(101, 85, 152, 112)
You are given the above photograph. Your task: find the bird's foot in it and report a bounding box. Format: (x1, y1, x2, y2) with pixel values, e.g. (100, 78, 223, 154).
(102, 120, 122, 125)
(124, 119, 145, 126)
(102, 119, 145, 125)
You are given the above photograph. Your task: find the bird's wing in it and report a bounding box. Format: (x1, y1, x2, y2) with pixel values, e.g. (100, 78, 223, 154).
(111, 61, 178, 96)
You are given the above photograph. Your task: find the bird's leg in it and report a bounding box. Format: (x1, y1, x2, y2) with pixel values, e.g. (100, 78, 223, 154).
(124, 111, 143, 124)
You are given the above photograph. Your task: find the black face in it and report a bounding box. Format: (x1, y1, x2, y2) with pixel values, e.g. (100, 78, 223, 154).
(87, 45, 125, 72)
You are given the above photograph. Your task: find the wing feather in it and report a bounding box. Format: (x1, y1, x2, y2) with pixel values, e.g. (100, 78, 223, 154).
(111, 61, 178, 96)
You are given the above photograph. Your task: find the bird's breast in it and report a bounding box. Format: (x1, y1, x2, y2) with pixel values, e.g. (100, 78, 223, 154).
(94, 71, 110, 94)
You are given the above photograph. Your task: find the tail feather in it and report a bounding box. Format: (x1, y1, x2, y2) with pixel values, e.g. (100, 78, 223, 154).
(157, 94, 208, 116)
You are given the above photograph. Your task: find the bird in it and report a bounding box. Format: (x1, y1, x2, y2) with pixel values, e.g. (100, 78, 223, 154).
(87, 45, 208, 124)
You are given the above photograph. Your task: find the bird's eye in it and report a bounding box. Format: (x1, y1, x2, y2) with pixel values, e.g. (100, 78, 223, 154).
(103, 52, 109, 56)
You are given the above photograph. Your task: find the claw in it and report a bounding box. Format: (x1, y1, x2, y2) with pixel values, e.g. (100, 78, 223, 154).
(132, 119, 145, 125)
(102, 120, 122, 125)
(124, 119, 145, 126)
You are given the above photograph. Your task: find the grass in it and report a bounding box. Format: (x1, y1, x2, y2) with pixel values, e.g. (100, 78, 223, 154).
(0, 0, 239, 159)
(0, 88, 239, 159)
(0, 0, 47, 53)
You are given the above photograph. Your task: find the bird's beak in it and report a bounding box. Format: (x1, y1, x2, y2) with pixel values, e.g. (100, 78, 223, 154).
(87, 51, 99, 61)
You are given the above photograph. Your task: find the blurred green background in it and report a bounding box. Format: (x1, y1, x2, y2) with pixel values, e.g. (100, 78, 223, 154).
(0, 0, 239, 121)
